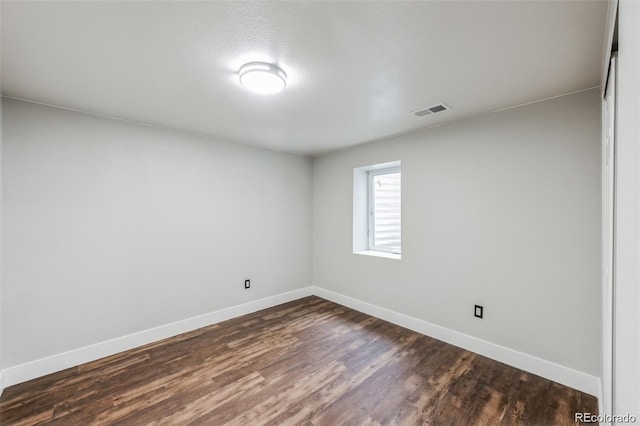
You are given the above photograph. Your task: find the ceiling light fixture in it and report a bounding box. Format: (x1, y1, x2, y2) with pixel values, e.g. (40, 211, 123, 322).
(238, 62, 287, 95)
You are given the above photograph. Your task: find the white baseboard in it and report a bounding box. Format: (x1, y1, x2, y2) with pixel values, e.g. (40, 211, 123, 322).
(0, 287, 313, 391)
(312, 286, 600, 397)
(0, 285, 600, 399)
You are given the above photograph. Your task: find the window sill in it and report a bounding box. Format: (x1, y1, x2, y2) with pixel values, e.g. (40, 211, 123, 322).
(354, 250, 401, 260)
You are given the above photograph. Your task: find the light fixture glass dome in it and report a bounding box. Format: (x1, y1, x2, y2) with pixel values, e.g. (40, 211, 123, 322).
(238, 62, 287, 95)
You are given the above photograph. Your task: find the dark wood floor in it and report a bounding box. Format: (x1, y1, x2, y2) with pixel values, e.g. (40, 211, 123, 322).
(0, 296, 596, 425)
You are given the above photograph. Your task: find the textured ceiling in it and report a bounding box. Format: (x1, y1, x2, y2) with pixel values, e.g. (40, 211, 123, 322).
(1, 1, 608, 155)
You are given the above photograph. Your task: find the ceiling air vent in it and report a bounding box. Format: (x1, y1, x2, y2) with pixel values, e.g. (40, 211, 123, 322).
(413, 103, 451, 117)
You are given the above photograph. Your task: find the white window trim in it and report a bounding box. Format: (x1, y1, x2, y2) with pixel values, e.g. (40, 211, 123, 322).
(367, 166, 401, 254)
(353, 160, 401, 260)
(356, 250, 401, 260)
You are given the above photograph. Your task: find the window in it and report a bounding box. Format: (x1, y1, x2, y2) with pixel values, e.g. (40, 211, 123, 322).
(368, 168, 401, 254)
(353, 161, 401, 259)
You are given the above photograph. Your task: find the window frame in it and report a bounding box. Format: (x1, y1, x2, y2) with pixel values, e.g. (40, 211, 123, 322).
(367, 166, 401, 255)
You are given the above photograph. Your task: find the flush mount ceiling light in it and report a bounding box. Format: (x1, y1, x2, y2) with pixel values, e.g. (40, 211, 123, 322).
(238, 62, 287, 95)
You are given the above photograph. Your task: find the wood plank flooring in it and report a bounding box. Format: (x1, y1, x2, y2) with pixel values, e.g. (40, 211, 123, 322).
(0, 296, 597, 425)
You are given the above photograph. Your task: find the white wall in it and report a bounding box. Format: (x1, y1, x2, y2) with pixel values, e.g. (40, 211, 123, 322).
(313, 89, 601, 377)
(1, 98, 312, 369)
(614, 0, 640, 418)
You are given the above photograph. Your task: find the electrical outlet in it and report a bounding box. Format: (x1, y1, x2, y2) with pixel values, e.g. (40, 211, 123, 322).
(474, 305, 483, 319)
(244, 279, 250, 289)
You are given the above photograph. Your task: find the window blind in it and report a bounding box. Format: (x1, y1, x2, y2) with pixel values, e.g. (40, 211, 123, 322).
(371, 171, 401, 254)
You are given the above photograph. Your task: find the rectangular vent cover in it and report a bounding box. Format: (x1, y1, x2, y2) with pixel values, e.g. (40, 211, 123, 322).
(413, 103, 451, 117)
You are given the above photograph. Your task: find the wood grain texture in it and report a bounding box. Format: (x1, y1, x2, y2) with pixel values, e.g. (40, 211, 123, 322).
(0, 296, 597, 425)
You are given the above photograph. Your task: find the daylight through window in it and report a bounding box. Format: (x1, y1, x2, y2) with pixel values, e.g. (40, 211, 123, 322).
(368, 168, 401, 254)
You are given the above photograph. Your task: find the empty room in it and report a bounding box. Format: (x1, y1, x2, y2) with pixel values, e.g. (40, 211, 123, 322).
(0, 0, 638, 425)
